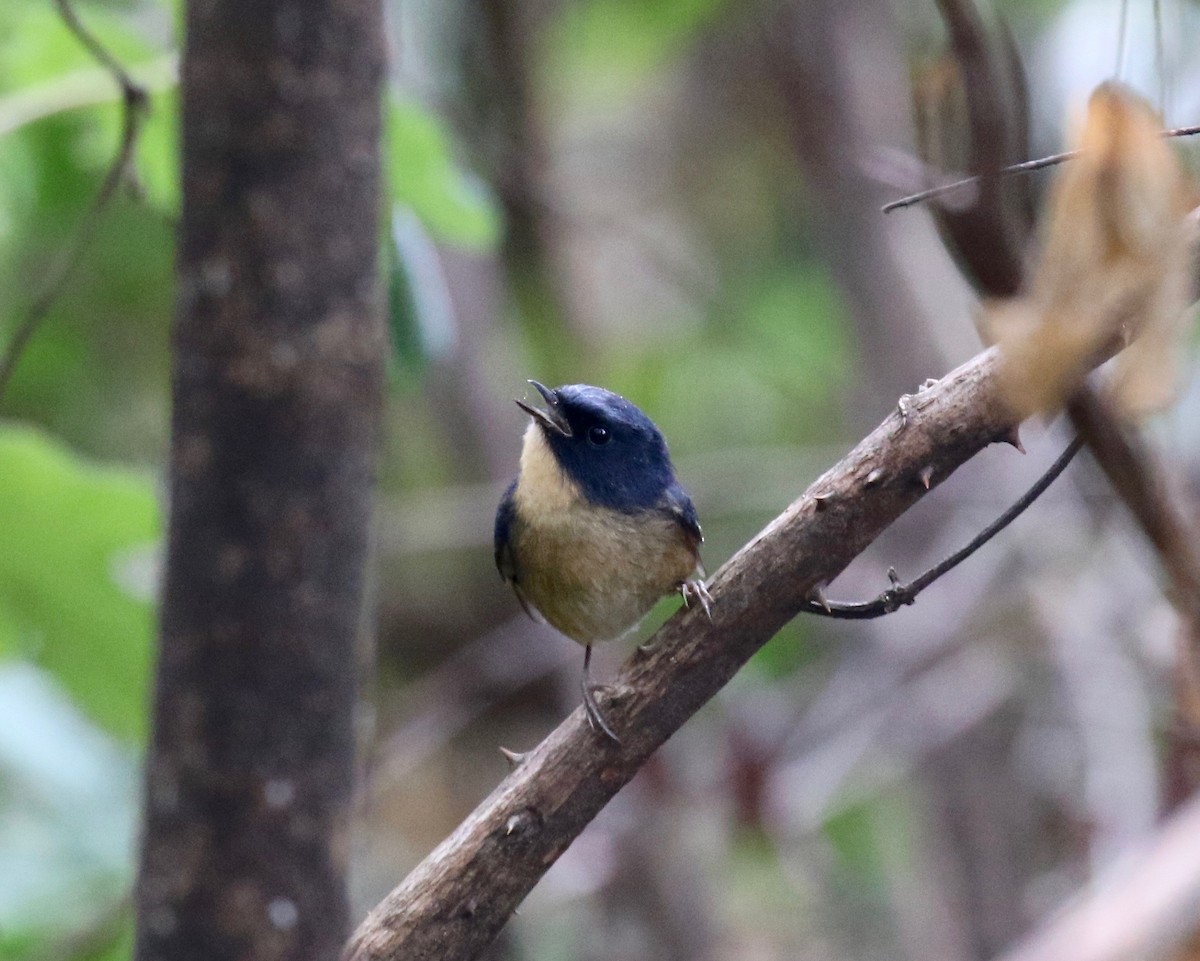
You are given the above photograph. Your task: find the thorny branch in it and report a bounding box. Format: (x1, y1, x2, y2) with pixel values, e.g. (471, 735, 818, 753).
(0, 0, 149, 404)
(883, 122, 1200, 213)
(344, 344, 1068, 961)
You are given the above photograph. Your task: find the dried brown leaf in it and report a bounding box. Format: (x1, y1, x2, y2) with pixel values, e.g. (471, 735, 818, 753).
(991, 81, 1194, 417)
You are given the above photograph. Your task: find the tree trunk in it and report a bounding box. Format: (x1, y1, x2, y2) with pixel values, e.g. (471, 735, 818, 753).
(132, 0, 385, 958)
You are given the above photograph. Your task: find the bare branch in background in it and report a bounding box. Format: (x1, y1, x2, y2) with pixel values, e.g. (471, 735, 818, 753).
(764, 0, 965, 413)
(992, 787, 1200, 961)
(0, 0, 149, 404)
(365, 616, 571, 799)
(1066, 390, 1200, 810)
(915, 0, 1033, 297)
(892, 71, 1200, 810)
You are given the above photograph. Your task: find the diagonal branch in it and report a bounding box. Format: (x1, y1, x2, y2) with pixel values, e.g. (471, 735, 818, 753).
(0, 0, 149, 404)
(343, 343, 1039, 961)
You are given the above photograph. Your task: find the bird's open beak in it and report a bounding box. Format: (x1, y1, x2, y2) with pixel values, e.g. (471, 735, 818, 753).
(516, 380, 572, 437)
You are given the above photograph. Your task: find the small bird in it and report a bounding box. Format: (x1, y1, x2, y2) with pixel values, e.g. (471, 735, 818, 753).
(495, 381, 711, 742)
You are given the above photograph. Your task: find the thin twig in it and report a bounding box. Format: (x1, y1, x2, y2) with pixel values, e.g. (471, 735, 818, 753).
(52, 0, 141, 91)
(0, 0, 149, 404)
(802, 436, 1082, 619)
(882, 123, 1200, 214)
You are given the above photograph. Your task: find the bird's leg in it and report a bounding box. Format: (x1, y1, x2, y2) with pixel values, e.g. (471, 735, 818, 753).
(680, 577, 713, 620)
(581, 644, 620, 744)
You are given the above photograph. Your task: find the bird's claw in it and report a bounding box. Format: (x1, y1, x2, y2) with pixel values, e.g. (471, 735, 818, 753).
(680, 578, 714, 620)
(582, 681, 621, 744)
(808, 583, 831, 613)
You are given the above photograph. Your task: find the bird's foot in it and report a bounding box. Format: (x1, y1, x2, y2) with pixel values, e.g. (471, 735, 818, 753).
(680, 578, 714, 620)
(581, 681, 621, 744)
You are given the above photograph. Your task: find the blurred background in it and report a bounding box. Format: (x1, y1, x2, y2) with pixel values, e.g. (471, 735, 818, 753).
(2, 0, 1199, 959)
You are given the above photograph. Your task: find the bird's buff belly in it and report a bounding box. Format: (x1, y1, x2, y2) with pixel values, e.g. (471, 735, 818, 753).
(513, 506, 697, 645)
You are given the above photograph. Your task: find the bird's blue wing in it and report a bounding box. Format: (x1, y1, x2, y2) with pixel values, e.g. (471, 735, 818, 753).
(663, 481, 703, 548)
(494, 479, 519, 583)
(495, 480, 544, 623)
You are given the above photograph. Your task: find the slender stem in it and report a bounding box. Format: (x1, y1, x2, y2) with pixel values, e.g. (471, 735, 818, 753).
(0, 0, 149, 404)
(803, 436, 1083, 620)
(882, 123, 1200, 214)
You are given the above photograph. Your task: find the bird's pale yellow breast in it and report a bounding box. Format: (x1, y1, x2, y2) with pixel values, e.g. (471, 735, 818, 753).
(510, 424, 699, 644)
(514, 422, 580, 515)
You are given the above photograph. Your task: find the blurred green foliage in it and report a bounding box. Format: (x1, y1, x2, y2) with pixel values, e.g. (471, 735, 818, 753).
(0, 426, 159, 741)
(0, 6, 181, 958)
(0, 0, 1014, 954)
(543, 0, 729, 105)
(387, 96, 502, 250)
(0, 1, 512, 954)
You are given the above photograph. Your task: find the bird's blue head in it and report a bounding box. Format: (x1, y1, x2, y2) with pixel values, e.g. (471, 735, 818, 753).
(517, 382, 676, 512)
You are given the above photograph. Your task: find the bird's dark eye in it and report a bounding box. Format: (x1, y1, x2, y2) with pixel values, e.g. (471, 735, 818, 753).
(587, 425, 611, 447)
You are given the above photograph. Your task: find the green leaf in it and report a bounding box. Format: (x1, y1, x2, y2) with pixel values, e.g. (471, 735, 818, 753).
(0, 4, 155, 92)
(135, 87, 180, 212)
(0, 135, 39, 253)
(385, 213, 425, 381)
(0, 426, 159, 742)
(748, 621, 819, 679)
(822, 801, 889, 889)
(385, 97, 500, 249)
(0, 4, 178, 233)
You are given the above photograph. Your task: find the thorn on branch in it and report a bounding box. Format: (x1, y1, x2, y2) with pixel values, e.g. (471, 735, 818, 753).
(499, 747, 526, 768)
(896, 379, 940, 428)
(1000, 425, 1026, 453)
(503, 809, 540, 839)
